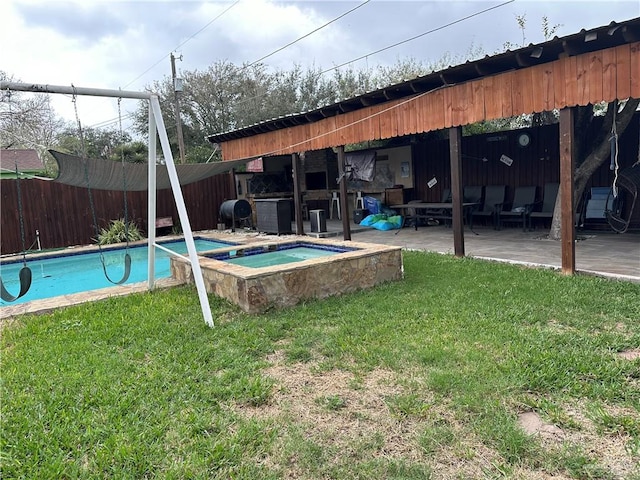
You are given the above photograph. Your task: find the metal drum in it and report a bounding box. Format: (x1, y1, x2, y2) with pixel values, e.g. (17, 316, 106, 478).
(219, 199, 252, 231)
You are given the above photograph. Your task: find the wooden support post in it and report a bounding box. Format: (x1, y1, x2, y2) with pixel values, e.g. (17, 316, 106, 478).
(292, 153, 305, 235)
(448, 126, 465, 257)
(229, 168, 237, 199)
(337, 146, 351, 241)
(559, 107, 576, 275)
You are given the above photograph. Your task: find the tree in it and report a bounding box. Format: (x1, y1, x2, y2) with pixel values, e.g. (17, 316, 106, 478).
(56, 125, 135, 160)
(0, 71, 66, 175)
(548, 98, 639, 240)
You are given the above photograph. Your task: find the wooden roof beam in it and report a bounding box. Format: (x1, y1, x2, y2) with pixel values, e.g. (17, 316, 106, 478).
(474, 62, 495, 76)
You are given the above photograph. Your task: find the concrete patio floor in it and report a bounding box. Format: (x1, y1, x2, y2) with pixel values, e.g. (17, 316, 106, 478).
(300, 218, 640, 282)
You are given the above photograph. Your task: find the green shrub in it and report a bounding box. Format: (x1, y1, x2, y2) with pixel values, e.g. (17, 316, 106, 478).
(96, 218, 144, 245)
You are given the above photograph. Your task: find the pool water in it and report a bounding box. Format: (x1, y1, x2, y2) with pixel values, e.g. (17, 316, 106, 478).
(206, 242, 357, 268)
(0, 238, 235, 306)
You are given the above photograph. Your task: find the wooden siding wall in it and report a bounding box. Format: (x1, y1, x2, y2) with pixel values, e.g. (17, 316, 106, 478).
(412, 117, 640, 218)
(1, 174, 232, 255)
(219, 44, 640, 161)
(413, 125, 561, 203)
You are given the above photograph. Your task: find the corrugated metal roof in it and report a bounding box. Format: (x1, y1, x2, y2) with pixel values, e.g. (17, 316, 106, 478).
(207, 17, 640, 144)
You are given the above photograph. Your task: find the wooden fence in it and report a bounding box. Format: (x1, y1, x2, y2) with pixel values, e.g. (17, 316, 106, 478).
(1, 173, 233, 255)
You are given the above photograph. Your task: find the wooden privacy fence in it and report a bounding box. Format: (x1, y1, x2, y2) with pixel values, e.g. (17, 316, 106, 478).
(1, 173, 232, 255)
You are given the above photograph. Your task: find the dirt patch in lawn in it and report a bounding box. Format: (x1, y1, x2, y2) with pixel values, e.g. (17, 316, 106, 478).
(618, 348, 640, 360)
(231, 351, 640, 479)
(518, 403, 639, 479)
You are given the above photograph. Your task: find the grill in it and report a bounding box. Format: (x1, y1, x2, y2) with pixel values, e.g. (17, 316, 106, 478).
(219, 199, 252, 231)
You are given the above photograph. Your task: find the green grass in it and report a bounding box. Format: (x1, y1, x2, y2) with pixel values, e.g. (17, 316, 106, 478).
(2, 251, 639, 479)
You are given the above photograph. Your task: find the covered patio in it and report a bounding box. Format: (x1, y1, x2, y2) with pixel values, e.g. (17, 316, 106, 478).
(301, 218, 640, 282)
(208, 17, 640, 277)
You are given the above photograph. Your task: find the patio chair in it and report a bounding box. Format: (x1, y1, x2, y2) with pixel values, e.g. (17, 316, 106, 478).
(583, 186, 620, 230)
(462, 185, 483, 225)
(472, 185, 505, 229)
(405, 199, 427, 230)
(463, 186, 483, 204)
(529, 183, 559, 230)
(605, 164, 639, 233)
(498, 186, 537, 231)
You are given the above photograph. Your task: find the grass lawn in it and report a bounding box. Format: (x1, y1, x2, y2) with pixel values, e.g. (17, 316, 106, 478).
(1, 251, 639, 479)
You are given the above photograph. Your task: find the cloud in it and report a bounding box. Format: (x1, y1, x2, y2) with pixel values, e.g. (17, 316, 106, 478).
(3, 0, 638, 127)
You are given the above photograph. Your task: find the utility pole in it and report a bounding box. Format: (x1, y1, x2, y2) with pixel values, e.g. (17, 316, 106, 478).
(170, 52, 186, 164)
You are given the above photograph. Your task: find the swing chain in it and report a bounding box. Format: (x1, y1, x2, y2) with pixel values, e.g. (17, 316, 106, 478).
(7, 89, 28, 263)
(72, 88, 101, 240)
(72, 87, 132, 285)
(117, 96, 130, 243)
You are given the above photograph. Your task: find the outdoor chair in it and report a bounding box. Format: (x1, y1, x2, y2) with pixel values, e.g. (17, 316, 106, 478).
(582, 186, 623, 230)
(463, 185, 483, 226)
(529, 183, 559, 230)
(498, 186, 537, 231)
(472, 185, 505, 229)
(405, 199, 427, 229)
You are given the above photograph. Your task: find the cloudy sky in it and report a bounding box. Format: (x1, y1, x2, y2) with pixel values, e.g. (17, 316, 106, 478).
(2, 0, 638, 131)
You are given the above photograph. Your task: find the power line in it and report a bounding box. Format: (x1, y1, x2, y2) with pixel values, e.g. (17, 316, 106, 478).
(232, 0, 514, 111)
(319, 0, 515, 76)
(122, 0, 241, 89)
(243, 84, 448, 159)
(88, 112, 136, 130)
(246, 0, 371, 68)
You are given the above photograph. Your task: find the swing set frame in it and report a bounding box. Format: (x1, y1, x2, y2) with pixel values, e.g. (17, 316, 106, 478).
(1, 81, 214, 327)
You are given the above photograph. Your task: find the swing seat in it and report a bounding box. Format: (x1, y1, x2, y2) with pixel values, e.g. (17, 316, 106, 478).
(605, 164, 639, 233)
(101, 252, 132, 285)
(1, 265, 32, 302)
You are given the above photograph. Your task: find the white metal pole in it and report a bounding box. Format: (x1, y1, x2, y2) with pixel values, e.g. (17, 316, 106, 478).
(1, 81, 214, 327)
(149, 96, 214, 327)
(0, 82, 152, 100)
(147, 102, 157, 288)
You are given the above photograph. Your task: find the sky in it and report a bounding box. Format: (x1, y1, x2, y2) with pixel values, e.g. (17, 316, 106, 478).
(2, 0, 639, 133)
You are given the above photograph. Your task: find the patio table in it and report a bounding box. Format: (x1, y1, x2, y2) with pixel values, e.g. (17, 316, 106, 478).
(391, 202, 479, 233)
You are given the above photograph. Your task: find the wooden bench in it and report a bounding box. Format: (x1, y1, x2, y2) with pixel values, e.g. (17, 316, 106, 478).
(155, 216, 174, 234)
(155, 216, 173, 228)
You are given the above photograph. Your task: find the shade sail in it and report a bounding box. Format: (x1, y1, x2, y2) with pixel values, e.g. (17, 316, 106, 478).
(50, 150, 253, 191)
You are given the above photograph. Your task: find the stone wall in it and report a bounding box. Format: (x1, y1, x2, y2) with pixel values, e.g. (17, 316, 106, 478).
(171, 239, 403, 314)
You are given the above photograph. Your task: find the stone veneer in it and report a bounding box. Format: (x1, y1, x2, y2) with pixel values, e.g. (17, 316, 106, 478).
(170, 238, 403, 314)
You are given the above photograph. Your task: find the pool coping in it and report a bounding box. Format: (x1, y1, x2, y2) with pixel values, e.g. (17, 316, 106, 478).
(171, 236, 404, 314)
(184, 237, 400, 279)
(0, 233, 248, 320)
(1, 232, 404, 319)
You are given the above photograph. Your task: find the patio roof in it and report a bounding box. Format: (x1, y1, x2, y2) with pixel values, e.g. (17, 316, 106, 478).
(207, 17, 640, 144)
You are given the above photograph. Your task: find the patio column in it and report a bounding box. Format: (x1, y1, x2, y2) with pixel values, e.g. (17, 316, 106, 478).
(559, 107, 576, 275)
(228, 168, 237, 198)
(292, 152, 305, 235)
(337, 146, 351, 241)
(448, 126, 465, 257)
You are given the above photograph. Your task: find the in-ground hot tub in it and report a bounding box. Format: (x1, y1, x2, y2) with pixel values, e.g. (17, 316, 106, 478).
(170, 238, 403, 313)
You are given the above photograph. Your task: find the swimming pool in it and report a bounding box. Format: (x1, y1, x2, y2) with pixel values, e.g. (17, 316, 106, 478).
(173, 238, 404, 314)
(205, 242, 359, 268)
(0, 237, 236, 306)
